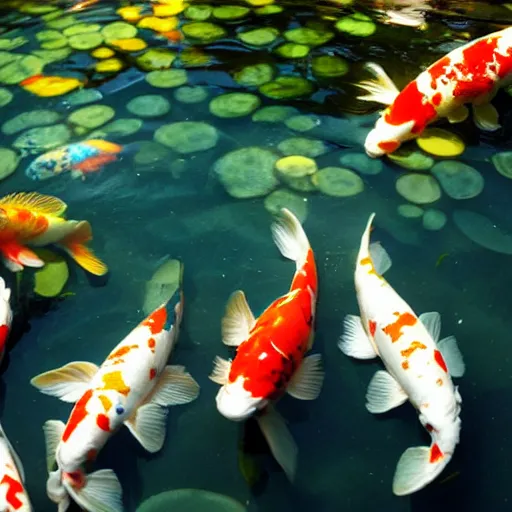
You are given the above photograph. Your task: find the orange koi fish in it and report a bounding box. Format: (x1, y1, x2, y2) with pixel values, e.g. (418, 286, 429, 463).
(357, 27, 512, 157)
(0, 422, 32, 511)
(339, 214, 465, 495)
(0, 192, 107, 276)
(210, 209, 324, 480)
(0, 278, 12, 365)
(31, 265, 199, 512)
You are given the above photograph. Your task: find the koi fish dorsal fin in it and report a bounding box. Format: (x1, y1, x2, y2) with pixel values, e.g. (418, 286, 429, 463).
(0, 421, 25, 483)
(0, 192, 67, 217)
(356, 62, 401, 106)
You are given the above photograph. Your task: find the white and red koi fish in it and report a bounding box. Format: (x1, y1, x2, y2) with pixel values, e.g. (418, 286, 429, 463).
(31, 262, 199, 512)
(0, 192, 107, 276)
(209, 209, 324, 480)
(0, 278, 12, 364)
(357, 27, 512, 157)
(339, 214, 465, 495)
(0, 422, 32, 511)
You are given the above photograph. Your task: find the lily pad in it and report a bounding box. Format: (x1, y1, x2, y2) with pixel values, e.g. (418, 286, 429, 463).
(0, 55, 44, 85)
(387, 148, 434, 171)
(33, 249, 69, 298)
(33, 48, 72, 64)
(180, 48, 212, 67)
(285, 115, 319, 132)
(2, 110, 61, 135)
(36, 30, 68, 49)
(155, 121, 218, 154)
(431, 161, 484, 200)
(233, 63, 274, 87)
(395, 173, 441, 204)
(491, 152, 512, 179)
(275, 155, 317, 178)
(214, 146, 279, 198)
(282, 175, 316, 193)
(238, 27, 279, 46)
(312, 55, 349, 77)
(135, 48, 177, 71)
(182, 22, 227, 42)
(284, 27, 334, 46)
(278, 137, 327, 157)
(210, 92, 261, 118)
(63, 23, 101, 37)
(109, 38, 147, 52)
(339, 152, 383, 175)
(95, 58, 124, 73)
(397, 204, 423, 218)
(255, 5, 283, 14)
(213, 5, 250, 20)
(101, 21, 137, 42)
(21, 76, 82, 97)
(146, 69, 188, 88)
(416, 128, 465, 157)
(13, 124, 71, 153)
(68, 32, 103, 50)
(153, 0, 186, 16)
(116, 6, 143, 22)
(335, 13, 377, 37)
(89, 118, 143, 138)
(264, 189, 308, 222)
(133, 141, 171, 166)
(143, 259, 182, 316)
(0, 52, 21, 68)
(260, 76, 314, 99)
(63, 88, 103, 107)
(0, 148, 20, 180)
(68, 105, 115, 129)
(46, 15, 77, 30)
(252, 105, 298, 123)
(275, 43, 310, 59)
(0, 88, 13, 107)
(138, 16, 178, 33)
(127, 95, 170, 118)
(174, 86, 208, 104)
(184, 5, 213, 20)
(92, 47, 115, 59)
(422, 209, 447, 231)
(312, 166, 364, 197)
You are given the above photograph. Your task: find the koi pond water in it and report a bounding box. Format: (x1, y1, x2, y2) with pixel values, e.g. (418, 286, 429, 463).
(0, 0, 512, 511)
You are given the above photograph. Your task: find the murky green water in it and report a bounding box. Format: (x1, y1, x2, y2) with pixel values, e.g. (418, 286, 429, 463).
(0, 0, 512, 511)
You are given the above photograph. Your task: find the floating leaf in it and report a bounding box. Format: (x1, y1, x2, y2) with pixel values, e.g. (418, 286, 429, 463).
(109, 38, 147, 52)
(339, 152, 383, 175)
(137, 16, 179, 33)
(180, 47, 212, 67)
(0, 148, 20, 180)
(213, 5, 250, 20)
(116, 6, 143, 22)
(95, 58, 124, 73)
(46, 15, 77, 30)
(153, 2, 185, 16)
(68, 105, 115, 129)
(0, 55, 44, 85)
(387, 148, 434, 171)
(2, 110, 61, 135)
(335, 13, 377, 37)
(90, 118, 143, 138)
(285, 115, 319, 132)
(13, 124, 71, 153)
(21, 75, 82, 97)
(312, 55, 349, 77)
(127, 94, 171, 117)
(68, 32, 103, 50)
(92, 47, 115, 59)
(416, 128, 465, 157)
(133, 141, 171, 167)
(275, 43, 309, 59)
(0, 88, 13, 107)
(397, 204, 424, 218)
(278, 137, 327, 157)
(63, 23, 101, 37)
(210, 92, 261, 118)
(33, 48, 72, 64)
(155, 121, 218, 154)
(264, 189, 308, 222)
(423, 209, 447, 231)
(182, 22, 227, 42)
(259, 76, 314, 99)
(63, 88, 103, 107)
(146, 69, 188, 88)
(102, 21, 138, 42)
(395, 173, 441, 204)
(312, 166, 364, 196)
(233, 63, 274, 86)
(143, 259, 182, 316)
(284, 27, 334, 46)
(252, 105, 298, 123)
(174, 86, 208, 103)
(33, 249, 69, 298)
(184, 5, 213, 20)
(135, 48, 177, 70)
(275, 155, 317, 178)
(254, 5, 283, 14)
(36, 29, 68, 49)
(491, 151, 512, 179)
(238, 27, 279, 46)
(430, 161, 484, 200)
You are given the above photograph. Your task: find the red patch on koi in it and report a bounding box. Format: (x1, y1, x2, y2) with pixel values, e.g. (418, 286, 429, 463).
(142, 307, 167, 335)
(377, 140, 400, 153)
(65, 471, 85, 489)
(382, 312, 417, 342)
(434, 349, 448, 372)
(87, 449, 97, 461)
(369, 320, 377, 337)
(96, 413, 110, 432)
(0, 325, 9, 351)
(148, 337, 156, 352)
(0, 474, 23, 510)
(432, 92, 443, 106)
(425, 423, 434, 432)
(63, 389, 93, 442)
(149, 368, 156, 380)
(430, 443, 443, 463)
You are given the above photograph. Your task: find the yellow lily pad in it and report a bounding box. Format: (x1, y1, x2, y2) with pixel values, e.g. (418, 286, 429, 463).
(33, 249, 69, 298)
(275, 155, 317, 178)
(110, 38, 147, 52)
(153, 2, 185, 16)
(416, 128, 465, 157)
(137, 16, 179, 33)
(21, 76, 82, 97)
(91, 47, 115, 59)
(95, 58, 124, 73)
(116, 6, 143, 22)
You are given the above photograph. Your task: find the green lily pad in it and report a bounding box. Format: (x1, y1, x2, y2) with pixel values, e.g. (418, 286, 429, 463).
(133, 141, 171, 167)
(0, 148, 20, 180)
(339, 152, 383, 175)
(397, 204, 424, 218)
(387, 148, 434, 171)
(259, 76, 314, 99)
(313, 166, 364, 197)
(282, 175, 316, 193)
(275, 43, 310, 59)
(0, 55, 44, 85)
(254, 5, 283, 15)
(335, 13, 377, 37)
(184, 5, 213, 21)
(284, 27, 334, 46)
(33, 249, 69, 298)
(68, 33, 103, 50)
(491, 151, 512, 179)
(210, 92, 261, 118)
(0, 52, 21, 68)
(174, 86, 208, 104)
(63, 88, 103, 107)
(252, 105, 298, 123)
(278, 137, 327, 157)
(36, 29, 68, 49)
(285, 115, 319, 132)
(135, 48, 177, 71)
(155, 121, 218, 154)
(0, 88, 13, 108)
(182, 22, 227, 42)
(68, 105, 115, 129)
(20, 3, 59, 15)
(146, 69, 188, 88)
(233, 63, 274, 86)
(264, 189, 308, 222)
(13, 124, 71, 153)
(423, 209, 447, 231)
(2, 110, 61, 135)
(213, 5, 250, 20)
(312, 55, 349, 77)
(215, 146, 279, 198)
(238, 27, 279, 46)
(63, 23, 101, 37)
(33, 48, 72, 64)
(430, 161, 484, 200)
(0, 37, 27, 51)
(89, 118, 143, 138)
(127, 95, 170, 118)
(395, 173, 441, 204)
(101, 21, 137, 42)
(46, 15, 77, 30)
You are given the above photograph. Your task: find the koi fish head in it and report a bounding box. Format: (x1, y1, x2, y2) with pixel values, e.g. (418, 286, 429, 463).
(215, 378, 267, 422)
(364, 116, 416, 157)
(25, 153, 62, 181)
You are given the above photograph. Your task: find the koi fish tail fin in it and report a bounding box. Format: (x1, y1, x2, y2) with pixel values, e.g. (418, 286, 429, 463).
(357, 213, 392, 275)
(271, 208, 311, 270)
(356, 62, 401, 105)
(392, 444, 450, 496)
(59, 221, 108, 276)
(0, 242, 44, 272)
(256, 406, 298, 482)
(65, 469, 123, 512)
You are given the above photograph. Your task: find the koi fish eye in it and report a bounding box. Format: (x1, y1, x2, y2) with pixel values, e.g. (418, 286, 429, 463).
(115, 404, 125, 415)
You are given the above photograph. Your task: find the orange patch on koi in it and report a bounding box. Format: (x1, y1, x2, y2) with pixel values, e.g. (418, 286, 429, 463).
(401, 341, 427, 359)
(96, 413, 110, 432)
(101, 371, 131, 395)
(434, 349, 448, 372)
(436, 378, 443, 386)
(63, 389, 93, 442)
(107, 344, 139, 360)
(402, 361, 409, 370)
(430, 443, 443, 463)
(377, 140, 400, 153)
(369, 320, 377, 337)
(142, 307, 167, 334)
(382, 312, 417, 342)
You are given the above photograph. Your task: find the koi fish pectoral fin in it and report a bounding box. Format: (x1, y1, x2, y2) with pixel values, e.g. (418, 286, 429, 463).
(30, 361, 99, 403)
(209, 356, 231, 385)
(149, 365, 200, 406)
(257, 406, 297, 482)
(366, 370, 408, 414)
(125, 402, 168, 453)
(472, 102, 501, 132)
(286, 354, 324, 400)
(43, 420, 66, 473)
(339, 315, 378, 360)
(419, 312, 441, 342)
(221, 290, 256, 347)
(446, 104, 469, 124)
(437, 336, 465, 378)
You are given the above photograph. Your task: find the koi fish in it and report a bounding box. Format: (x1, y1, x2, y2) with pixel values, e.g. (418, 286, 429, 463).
(25, 140, 124, 181)
(0, 192, 107, 276)
(357, 27, 512, 157)
(209, 209, 324, 480)
(0, 278, 12, 364)
(0, 421, 32, 511)
(339, 213, 465, 495)
(30, 263, 199, 512)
